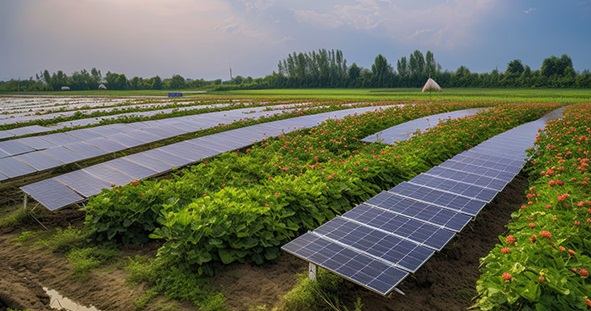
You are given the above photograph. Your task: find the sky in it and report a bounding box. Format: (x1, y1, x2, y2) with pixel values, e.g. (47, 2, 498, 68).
(1, 0, 590, 81)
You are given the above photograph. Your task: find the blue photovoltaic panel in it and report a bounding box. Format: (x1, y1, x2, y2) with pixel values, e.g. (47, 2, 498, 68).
(141, 149, 193, 167)
(124, 129, 162, 142)
(12, 152, 65, 171)
(158, 142, 206, 162)
(85, 137, 127, 153)
(191, 136, 242, 153)
(462, 149, 525, 162)
(5, 125, 47, 137)
(83, 165, 135, 186)
(459, 150, 525, 167)
(103, 158, 158, 180)
(125, 153, 174, 172)
(21, 179, 85, 211)
(452, 152, 524, 170)
(0, 171, 8, 181)
(314, 217, 434, 272)
(66, 128, 103, 140)
(447, 157, 523, 175)
(0, 140, 35, 156)
(39, 133, 81, 146)
(85, 126, 125, 137)
(388, 182, 487, 216)
(107, 133, 146, 148)
(15, 136, 55, 150)
(41, 146, 85, 164)
(424, 166, 508, 192)
(438, 161, 516, 182)
(0, 157, 36, 178)
(63, 142, 105, 159)
(55, 171, 112, 198)
(281, 232, 409, 296)
(408, 174, 498, 203)
(342, 204, 456, 251)
(365, 191, 472, 232)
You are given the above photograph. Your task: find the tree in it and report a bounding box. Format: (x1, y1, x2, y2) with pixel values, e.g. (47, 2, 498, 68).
(541, 54, 573, 77)
(168, 74, 186, 89)
(348, 63, 361, 86)
(506, 59, 525, 76)
(371, 54, 393, 87)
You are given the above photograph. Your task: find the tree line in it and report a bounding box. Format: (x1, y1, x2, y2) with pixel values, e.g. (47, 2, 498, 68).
(1, 50, 590, 92)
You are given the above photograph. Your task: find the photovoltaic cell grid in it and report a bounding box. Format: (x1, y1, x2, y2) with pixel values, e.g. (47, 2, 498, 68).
(0, 106, 294, 179)
(19, 106, 392, 211)
(282, 108, 564, 296)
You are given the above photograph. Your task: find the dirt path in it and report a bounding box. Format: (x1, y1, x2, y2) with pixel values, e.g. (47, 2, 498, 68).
(0, 174, 526, 311)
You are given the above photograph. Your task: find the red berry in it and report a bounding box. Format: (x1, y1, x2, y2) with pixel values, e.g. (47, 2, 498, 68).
(539, 230, 552, 239)
(502, 272, 512, 281)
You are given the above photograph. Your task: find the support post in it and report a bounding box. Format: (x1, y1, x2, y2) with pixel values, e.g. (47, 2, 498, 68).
(308, 263, 317, 281)
(23, 194, 28, 209)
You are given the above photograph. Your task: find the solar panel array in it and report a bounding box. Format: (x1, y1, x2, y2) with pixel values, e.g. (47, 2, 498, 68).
(282, 107, 564, 296)
(20, 106, 390, 210)
(361, 108, 485, 144)
(0, 106, 291, 180)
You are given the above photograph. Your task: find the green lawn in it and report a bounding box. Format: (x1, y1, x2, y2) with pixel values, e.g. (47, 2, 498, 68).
(3, 88, 590, 104)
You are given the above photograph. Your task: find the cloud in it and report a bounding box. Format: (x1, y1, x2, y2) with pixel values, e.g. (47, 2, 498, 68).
(524, 7, 536, 14)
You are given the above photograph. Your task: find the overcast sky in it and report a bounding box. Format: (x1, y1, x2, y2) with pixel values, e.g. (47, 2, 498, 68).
(1, 0, 590, 81)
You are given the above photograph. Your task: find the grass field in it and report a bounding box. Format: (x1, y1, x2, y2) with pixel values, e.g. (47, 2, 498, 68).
(3, 88, 590, 104)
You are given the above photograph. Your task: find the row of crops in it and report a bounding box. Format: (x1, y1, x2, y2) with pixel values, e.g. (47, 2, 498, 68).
(475, 103, 591, 310)
(85, 101, 561, 281)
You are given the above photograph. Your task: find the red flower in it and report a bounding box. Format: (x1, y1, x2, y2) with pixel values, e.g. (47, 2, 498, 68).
(585, 298, 591, 307)
(559, 246, 566, 252)
(568, 249, 576, 256)
(502, 272, 512, 281)
(539, 230, 552, 239)
(530, 235, 537, 243)
(580, 268, 589, 277)
(501, 247, 511, 254)
(538, 276, 545, 282)
(506, 235, 516, 244)
(529, 222, 535, 228)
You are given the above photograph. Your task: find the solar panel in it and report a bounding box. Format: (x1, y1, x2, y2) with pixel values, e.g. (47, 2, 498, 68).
(55, 171, 112, 197)
(314, 216, 434, 272)
(365, 191, 471, 232)
(438, 161, 516, 182)
(388, 182, 487, 216)
(16, 136, 56, 150)
(39, 133, 81, 146)
(281, 232, 409, 296)
(125, 153, 174, 172)
(66, 128, 103, 140)
(459, 150, 525, 166)
(124, 129, 162, 142)
(342, 204, 456, 251)
(84, 126, 124, 137)
(448, 157, 523, 175)
(106, 133, 146, 148)
(408, 174, 498, 202)
(5, 125, 48, 137)
(0, 140, 35, 156)
(423, 166, 508, 192)
(12, 152, 65, 171)
(85, 137, 127, 153)
(141, 149, 193, 167)
(63, 142, 105, 159)
(83, 165, 135, 186)
(20, 179, 85, 211)
(41, 146, 85, 164)
(103, 158, 158, 180)
(0, 171, 8, 181)
(0, 157, 37, 178)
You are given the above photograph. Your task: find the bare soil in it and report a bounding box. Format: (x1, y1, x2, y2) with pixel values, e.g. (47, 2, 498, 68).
(0, 174, 527, 311)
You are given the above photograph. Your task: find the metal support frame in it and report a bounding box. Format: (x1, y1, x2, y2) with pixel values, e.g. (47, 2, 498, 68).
(308, 263, 317, 281)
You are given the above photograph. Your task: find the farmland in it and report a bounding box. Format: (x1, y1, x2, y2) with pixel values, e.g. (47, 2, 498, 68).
(0, 89, 590, 311)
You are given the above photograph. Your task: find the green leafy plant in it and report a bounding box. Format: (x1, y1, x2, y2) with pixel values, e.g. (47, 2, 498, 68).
(475, 103, 591, 310)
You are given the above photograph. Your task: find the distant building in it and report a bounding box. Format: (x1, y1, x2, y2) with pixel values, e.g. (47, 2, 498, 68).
(61, 86, 70, 91)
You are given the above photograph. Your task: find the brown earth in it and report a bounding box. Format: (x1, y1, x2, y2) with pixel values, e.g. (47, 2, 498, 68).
(0, 174, 527, 311)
